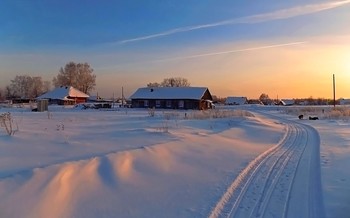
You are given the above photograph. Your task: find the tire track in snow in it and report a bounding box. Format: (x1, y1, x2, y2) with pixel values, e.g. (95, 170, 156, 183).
(209, 113, 324, 218)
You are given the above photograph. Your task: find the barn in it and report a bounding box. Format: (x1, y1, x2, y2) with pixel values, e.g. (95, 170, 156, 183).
(129, 87, 214, 110)
(36, 86, 89, 105)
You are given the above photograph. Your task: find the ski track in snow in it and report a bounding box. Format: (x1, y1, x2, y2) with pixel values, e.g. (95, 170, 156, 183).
(209, 112, 325, 218)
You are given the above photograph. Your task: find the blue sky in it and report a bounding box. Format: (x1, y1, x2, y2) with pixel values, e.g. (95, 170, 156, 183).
(1, 0, 350, 98)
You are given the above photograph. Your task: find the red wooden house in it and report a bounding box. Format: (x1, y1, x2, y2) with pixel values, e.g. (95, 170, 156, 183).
(37, 86, 89, 105)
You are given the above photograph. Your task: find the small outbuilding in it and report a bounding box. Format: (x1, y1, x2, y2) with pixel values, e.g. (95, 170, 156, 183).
(36, 86, 89, 105)
(225, 97, 248, 105)
(36, 99, 49, 112)
(129, 87, 214, 110)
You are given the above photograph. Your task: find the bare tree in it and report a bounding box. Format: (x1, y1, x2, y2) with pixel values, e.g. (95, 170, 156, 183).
(10, 75, 32, 98)
(161, 77, 190, 87)
(147, 77, 190, 87)
(52, 62, 75, 88)
(31, 77, 44, 97)
(307, 96, 315, 105)
(43, 81, 51, 93)
(0, 88, 3, 101)
(259, 93, 270, 105)
(8, 75, 49, 99)
(5, 86, 13, 99)
(77, 63, 96, 94)
(53, 62, 96, 94)
(147, 82, 161, 87)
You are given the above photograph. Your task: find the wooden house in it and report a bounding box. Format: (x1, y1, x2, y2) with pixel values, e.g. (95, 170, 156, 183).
(279, 99, 295, 106)
(36, 86, 89, 105)
(340, 98, 350, 105)
(129, 87, 214, 110)
(225, 97, 248, 105)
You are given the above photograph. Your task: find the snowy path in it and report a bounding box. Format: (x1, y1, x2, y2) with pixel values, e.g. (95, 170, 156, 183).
(209, 112, 324, 218)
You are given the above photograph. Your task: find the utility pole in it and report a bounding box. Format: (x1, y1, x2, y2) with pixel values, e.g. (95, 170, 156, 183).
(122, 87, 124, 107)
(112, 92, 115, 108)
(333, 74, 336, 108)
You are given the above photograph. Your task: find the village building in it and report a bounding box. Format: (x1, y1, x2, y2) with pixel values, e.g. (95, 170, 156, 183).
(339, 98, 350, 105)
(225, 96, 248, 105)
(279, 99, 295, 106)
(129, 87, 214, 110)
(36, 86, 89, 105)
(247, 99, 264, 105)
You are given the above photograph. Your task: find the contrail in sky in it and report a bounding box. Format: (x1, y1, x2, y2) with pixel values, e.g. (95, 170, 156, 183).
(97, 41, 307, 70)
(118, 0, 350, 44)
(152, 41, 307, 63)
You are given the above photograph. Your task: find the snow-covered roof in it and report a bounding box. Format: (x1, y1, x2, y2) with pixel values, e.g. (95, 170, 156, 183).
(225, 97, 248, 105)
(129, 87, 210, 100)
(280, 99, 295, 106)
(340, 98, 350, 105)
(88, 96, 104, 101)
(37, 86, 89, 100)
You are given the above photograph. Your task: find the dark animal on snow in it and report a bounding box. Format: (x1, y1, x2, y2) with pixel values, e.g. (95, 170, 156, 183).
(298, 115, 304, 120)
(309, 116, 319, 120)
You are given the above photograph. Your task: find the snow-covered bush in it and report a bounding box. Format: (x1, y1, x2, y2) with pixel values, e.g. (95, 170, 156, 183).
(324, 107, 350, 120)
(56, 123, 65, 131)
(163, 111, 180, 120)
(148, 107, 155, 117)
(284, 107, 323, 115)
(47, 111, 53, 119)
(155, 121, 169, 133)
(187, 109, 254, 120)
(282, 106, 350, 120)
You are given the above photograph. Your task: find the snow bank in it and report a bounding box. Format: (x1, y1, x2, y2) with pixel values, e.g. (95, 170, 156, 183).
(0, 108, 284, 218)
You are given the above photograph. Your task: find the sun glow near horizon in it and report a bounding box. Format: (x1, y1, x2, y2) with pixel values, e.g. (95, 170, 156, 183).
(147, 37, 350, 100)
(93, 37, 350, 100)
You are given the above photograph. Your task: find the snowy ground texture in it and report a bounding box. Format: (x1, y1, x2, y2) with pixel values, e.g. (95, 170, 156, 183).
(0, 105, 349, 218)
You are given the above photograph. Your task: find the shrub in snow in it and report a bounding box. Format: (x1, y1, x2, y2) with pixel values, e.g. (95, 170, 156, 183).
(56, 124, 65, 131)
(155, 121, 169, 133)
(325, 108, 350, 120)
(187, 109, 254, 120)
(163, 112, 180, 120)
(282, 106, 350, 120)
(47, 111, 53, 119)
(0, 112, 16, 136)
(148, 107, 155, 117)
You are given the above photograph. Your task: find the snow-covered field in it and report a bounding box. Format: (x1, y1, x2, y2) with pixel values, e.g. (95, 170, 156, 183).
(0, 105, 349, 218)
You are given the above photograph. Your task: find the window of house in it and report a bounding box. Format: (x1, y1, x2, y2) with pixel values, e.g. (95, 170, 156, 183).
(144, 100, 149, 107)
(156, 100, 161, 107)
(178, 100, 184, 108)
(166, 100, 172, 108)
